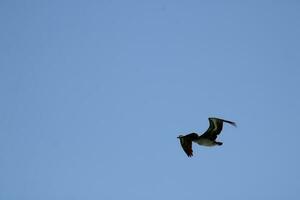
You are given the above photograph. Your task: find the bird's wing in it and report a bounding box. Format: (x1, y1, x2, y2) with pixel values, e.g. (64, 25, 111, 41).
(200, 118, 236, 140)
(178, 135, 194, 157)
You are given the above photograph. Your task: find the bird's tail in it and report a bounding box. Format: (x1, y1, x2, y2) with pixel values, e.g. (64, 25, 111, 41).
(220, 118, 237, 127)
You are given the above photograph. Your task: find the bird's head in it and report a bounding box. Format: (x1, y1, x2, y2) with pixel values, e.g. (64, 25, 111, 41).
(177, 135, 184, 139)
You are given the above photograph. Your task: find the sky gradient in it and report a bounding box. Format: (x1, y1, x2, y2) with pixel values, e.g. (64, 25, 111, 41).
(1, 1, 300, 199)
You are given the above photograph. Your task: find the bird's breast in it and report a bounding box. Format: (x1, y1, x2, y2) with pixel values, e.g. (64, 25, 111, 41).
(194, 138, 216, 146)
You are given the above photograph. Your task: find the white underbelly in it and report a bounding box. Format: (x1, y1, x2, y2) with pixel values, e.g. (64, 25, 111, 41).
(195, 138, 216, 146)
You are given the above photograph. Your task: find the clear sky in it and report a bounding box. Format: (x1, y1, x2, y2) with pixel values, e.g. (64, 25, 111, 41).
(1, 1, 300, 199)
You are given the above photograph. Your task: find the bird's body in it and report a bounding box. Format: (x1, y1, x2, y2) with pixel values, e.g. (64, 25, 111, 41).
(177, 117, 236, 157)
(194, 137, 219, 146)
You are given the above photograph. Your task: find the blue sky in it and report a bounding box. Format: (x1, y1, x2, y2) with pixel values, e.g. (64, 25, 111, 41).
(1, 1, 300, 199)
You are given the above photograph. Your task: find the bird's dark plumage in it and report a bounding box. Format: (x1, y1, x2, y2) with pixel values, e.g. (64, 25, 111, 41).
(177, 133, 198, 157)
(201, 118, 236, 140)
(177, 117, 236, 157)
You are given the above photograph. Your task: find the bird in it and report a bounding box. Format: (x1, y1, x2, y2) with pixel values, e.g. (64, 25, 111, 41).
(177, 117, 236, 157)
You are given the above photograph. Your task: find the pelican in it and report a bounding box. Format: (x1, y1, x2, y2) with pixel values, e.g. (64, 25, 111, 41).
(177, 117, 236, 157)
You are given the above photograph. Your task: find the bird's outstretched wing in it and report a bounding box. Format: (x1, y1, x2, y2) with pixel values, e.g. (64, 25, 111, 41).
(178, 133, 198, 157)
(200, 118, 236, 140)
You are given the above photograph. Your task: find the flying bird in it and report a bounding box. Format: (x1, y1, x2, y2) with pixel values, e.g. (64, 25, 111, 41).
(177, 117, 236, 157)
